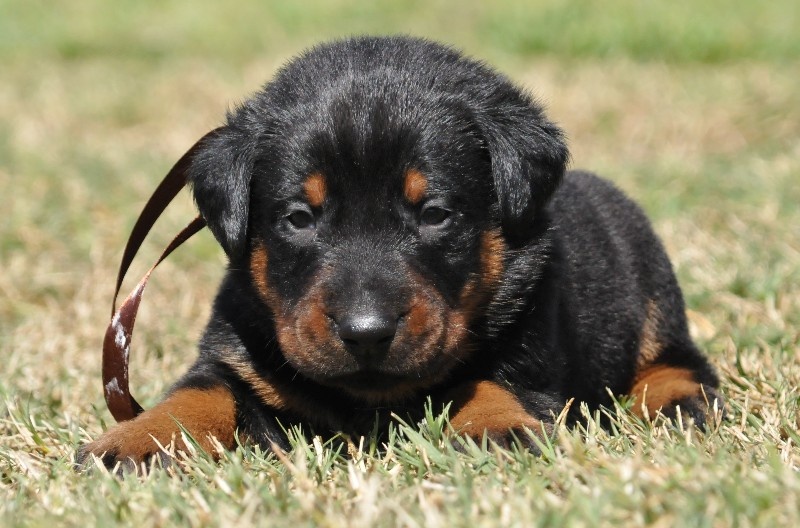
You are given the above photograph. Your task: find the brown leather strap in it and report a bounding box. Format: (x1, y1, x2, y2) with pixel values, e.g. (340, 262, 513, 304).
(102, 128, 221, 422)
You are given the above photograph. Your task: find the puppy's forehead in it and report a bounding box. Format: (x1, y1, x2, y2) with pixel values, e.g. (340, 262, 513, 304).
(277, 121, 430, 201)
(256, 76, 491, 205)
(270, 127, 489, 212)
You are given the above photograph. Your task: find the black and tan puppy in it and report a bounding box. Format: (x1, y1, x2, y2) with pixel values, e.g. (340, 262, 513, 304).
(79, 36, 721, 467)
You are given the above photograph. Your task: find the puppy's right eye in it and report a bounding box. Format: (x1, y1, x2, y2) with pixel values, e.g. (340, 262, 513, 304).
(286, 210, 315, 230)
(420, 206, 451, 227)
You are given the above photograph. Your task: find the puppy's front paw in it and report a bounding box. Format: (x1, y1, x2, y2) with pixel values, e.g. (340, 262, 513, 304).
(658, 385, 726, 429)
(76, 386, 237, 472)
(630, 366, 726, 429)
(447, 380, 551, 451)
(76, 422, 173, 472)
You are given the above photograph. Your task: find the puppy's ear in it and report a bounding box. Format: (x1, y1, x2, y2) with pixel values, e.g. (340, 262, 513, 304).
(477, 94, 568, 241)
(187, 126, 254, 259)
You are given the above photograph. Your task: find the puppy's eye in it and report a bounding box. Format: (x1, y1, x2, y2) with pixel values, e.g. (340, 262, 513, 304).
(286, 210, 315, 230)
(420, 206, 451, 227)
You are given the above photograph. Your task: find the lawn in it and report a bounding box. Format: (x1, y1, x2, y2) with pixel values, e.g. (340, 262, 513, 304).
(1, 1, 798, 526)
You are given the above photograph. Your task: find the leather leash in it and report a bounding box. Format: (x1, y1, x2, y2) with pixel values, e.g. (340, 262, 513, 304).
(102, 128, 221, 422)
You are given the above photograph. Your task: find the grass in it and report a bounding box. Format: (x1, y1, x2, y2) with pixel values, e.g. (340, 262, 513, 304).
(1, 1, 798, 526)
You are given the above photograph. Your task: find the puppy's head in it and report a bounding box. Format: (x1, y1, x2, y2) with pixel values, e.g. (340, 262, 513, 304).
(188, 37, 568, 402)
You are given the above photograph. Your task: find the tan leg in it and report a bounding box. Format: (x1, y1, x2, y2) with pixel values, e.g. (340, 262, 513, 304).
(78, 386, 237, 470)
(447, 380, 550, 447)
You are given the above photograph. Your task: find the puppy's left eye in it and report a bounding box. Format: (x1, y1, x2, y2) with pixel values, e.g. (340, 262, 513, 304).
(286, 210, 316, 230)
(420, 206, 451, 227)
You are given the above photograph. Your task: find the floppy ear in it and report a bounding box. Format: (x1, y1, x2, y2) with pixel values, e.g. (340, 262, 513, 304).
(477, 95, 569, 241)
(187, 126, 254, 260)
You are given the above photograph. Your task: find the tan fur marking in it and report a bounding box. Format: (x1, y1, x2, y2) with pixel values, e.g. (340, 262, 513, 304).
(305, 300, 331, 345)
(304, 172, 327, 207)
(224, 356, 341, 429)
(458, 230, 505, 313)
(406, 292, 436, 338)
(83, 387, 236, 463)
(250, 242, 281, 310)
(448, 229, 507, 351)
(249, 242, 270, 300)
(448, 380, 541, 438)
(403, 169, 427, 204)
(224, 357, 293, 411)
(456, 279, 480, 313)
(636, 300, 663, 369)
(479, 229, 505, 290)
(273, 269, 343, 372)
(629, 365, 702, 418)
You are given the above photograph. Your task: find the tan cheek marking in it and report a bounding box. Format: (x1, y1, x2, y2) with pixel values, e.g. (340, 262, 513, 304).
(303, 172, 327, 207)
(302, 294, 333, 347)
(283, 269, 342, 363)
(448, 380, 541, 438)
(443, 310, 469, 349)
(629, 365, 702, 418)
(83, 387, 237, 462)
(398, 273, 458, 380)
(250, 243, 313, 370)
(403, 168, 427, 204)
(249, 242, 281, 310)
(479, 229, 505, 290)
(406, 292, 438, 338)
(453, 229, 506, 328)
(294, 291, 344, 356)
(636, 300, 663, 370)
(401, 231, 506, 375)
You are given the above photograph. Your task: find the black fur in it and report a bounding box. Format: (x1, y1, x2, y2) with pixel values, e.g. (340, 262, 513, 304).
(82, 36, 721, 465)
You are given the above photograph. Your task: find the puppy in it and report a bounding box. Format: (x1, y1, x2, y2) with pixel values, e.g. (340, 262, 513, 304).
(79, 36, 721, 468)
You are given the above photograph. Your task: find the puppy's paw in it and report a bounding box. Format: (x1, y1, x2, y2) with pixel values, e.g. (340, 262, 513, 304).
(447, 380, 551, 452)
(631, 366, 725, 429)
(656, 385, 726, 429)
(75, 420, 178, 473)
(76, 386, 237, 473)
(456, 423, 552, 454)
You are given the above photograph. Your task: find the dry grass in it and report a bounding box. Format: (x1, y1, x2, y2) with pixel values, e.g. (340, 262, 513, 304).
(1, 2, 799, 526)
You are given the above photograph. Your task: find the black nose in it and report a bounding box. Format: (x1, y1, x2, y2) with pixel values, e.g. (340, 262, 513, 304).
(337, 314, 397, 364)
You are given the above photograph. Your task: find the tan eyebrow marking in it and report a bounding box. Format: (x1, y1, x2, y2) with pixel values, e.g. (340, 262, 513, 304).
(403, 169, 427, 204)
(303, 172, 327, 207)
